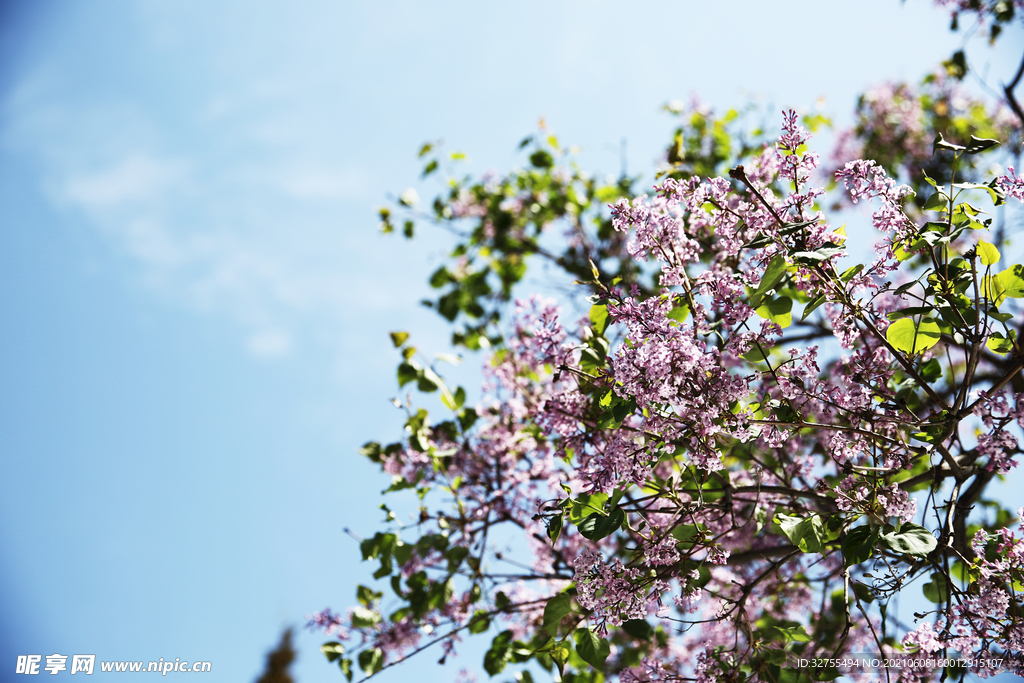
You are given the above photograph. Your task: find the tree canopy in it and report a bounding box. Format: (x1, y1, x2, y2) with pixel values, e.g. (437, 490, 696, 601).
(309, 3, 1024, 681)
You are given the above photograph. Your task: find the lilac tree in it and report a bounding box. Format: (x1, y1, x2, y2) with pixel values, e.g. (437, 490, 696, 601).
(310, 7, 1024, 683)
(828, 71, 1020, 212)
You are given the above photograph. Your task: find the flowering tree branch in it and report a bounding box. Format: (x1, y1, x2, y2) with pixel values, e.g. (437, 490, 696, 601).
(309, 12, 1024, 679)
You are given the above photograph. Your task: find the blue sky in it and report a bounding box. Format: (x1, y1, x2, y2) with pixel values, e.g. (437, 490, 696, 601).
(1, 1, 1022, 682)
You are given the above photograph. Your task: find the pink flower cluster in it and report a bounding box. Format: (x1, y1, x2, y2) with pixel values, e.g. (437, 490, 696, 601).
(573, 549, 668, 635)
(996, 166, 1024, 202)
(972, 390, 1024, 473)
(835, 160, 916, 242)
(903, 511, 1024, 677)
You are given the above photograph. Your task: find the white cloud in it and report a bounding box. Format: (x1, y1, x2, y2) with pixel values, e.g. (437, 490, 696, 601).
(1, 73, 420, 360)
(246, 329, 293, 359)
(118, 217, 187, 268)
(62, 155, 188, 209)
(279, 166, 367, 200)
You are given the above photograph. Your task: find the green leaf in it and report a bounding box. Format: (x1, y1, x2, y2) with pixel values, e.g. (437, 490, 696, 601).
(895, 241, 923, 262)
(923, 191, 948, 211)
(801, 293, 827, 321)
(339, 657, 353, 681)
(750, 254, 788, 308)
(989, 310, 1014, 323)
(389, 331, 410, 348)
(359, 441, 383, 463)
(964, 136, 1000, 155)
(998, 264, 1024, 298)
(792, 246, 844, 265)
(911, 411, 949, 444)
(542, 593, 573, 636)
(988, 177, 1008, 206)
(547, 513, 563, 544)
(569, 492, 609, 523)
(574, 628, 610, 671)
(886, 317, 941, 353)
(776, 513, 827, 554)
(984, 273, 1008, 305)
(357, 585, 382, 607)
(742, 347, 769, 363)
(987, 330, 1017, 355)
(419, 366, 445, 394)
(771, 625, 811, 643)
(953, 181, 1004, 205)
(920, 358, 942, 382)
(886, 306, 932, 321)
(922, 573, 949, 603)
(529, 150, 554, 169)
(977, 240, 1001, 266)
(943, 49, 967, 80)
(358, 648, 383, 675)
(841, 525, 879, 566)
(397, 362, 419, 387)
(484, 631, 514, 675)
(621, 619, 654, 640)
(672, 523, 706, 547)
(880, 523, 936, 557)
(429, 267, 452, 288)
(580, 347, 605, 376)
(667, 303, 690, 323)
(840, 264, 864, 283)
(549, 643, 569, 677)
(755, 296, 793, 328)
(578, 507, 625, 541)
(589, 304, 609, 335)
(745, 233, 773, 249)
(755, 506, 768, 534)
(934, 133, 965, 154)
(610, 397, 636, 425)
(350, 607, 380, 628)
(440, 383, 466, 411)
(446, 545, 470, 572)
(360, 531, 393, 561)
(321, 642, 345, 663)
(393, 542, 413, 567)
(468, 610, 491, 634)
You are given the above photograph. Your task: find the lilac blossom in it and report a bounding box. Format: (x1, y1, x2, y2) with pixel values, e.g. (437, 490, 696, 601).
(996, 166, 1024, 201)
(315, 109, 1024, 683)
